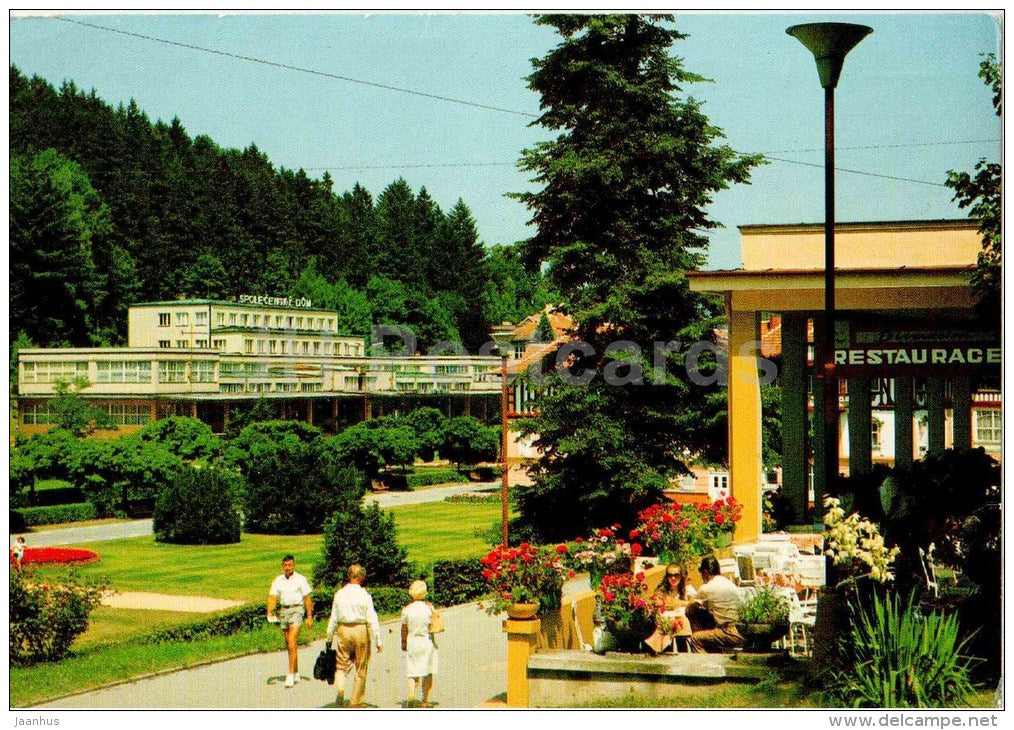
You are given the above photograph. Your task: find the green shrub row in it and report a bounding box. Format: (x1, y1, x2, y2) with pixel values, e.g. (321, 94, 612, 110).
(17, 502, 98, 526)
(405, 469, 461, 488)
(445, 492, 499, 504)
(142, 587, 413, 644)
(33, 486, 85, 507)
(431, 558, 486, 607)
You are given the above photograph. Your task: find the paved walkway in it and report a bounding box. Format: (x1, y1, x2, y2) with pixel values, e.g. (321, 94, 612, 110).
(36, 601, 507, 709)
(15, 482, 496, 548)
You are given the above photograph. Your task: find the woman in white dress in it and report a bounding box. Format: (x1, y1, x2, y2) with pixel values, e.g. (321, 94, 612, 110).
(400, 580, 438, 707)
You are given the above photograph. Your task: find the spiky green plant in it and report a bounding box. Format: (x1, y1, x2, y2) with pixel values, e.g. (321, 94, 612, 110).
(829, 591, 978, 707)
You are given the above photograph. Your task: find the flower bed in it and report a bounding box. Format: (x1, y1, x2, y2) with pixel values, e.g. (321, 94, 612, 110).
(13, 547, 100, 566)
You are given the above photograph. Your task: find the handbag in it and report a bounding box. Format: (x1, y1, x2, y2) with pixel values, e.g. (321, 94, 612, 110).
(313, 645, 337, 684)
(428, 606, 445, 634)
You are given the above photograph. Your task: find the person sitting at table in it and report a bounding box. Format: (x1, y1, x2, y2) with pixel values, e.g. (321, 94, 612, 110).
(688, 556, 744, 653)
(644, 563, 697, 653)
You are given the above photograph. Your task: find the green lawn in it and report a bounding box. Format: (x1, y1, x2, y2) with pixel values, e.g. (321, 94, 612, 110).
(34, 500, 502, 602)
(15, 500, 505, 705)
(390, 500, 503, 565)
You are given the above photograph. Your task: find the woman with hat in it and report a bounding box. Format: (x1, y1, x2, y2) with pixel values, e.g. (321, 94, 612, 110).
(400, 580, 439, 707)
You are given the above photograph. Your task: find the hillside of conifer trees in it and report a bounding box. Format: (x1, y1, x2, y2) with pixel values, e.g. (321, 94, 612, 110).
(10, 65, 556, 352)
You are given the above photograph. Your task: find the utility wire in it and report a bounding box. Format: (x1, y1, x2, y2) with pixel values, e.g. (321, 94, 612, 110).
(51, 16, 538, 118)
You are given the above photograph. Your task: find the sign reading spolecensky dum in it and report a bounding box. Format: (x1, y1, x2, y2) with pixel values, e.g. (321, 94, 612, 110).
(834, 322, 1000, 375)
(238, 294, 313, 309)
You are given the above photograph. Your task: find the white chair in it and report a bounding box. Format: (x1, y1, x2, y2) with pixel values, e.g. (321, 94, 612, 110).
(718, 557, 740, 584)
(784, 590, 818, 657)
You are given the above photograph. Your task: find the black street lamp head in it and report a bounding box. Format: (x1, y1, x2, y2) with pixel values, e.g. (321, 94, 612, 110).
(787, 22, 872, 89)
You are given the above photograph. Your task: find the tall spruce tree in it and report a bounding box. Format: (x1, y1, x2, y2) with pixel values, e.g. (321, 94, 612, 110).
(510, 15, 761, 541)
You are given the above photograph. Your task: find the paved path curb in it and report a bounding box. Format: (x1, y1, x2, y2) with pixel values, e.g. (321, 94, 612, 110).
(36, 601, 507, 709)
(101, 591, 246, 612)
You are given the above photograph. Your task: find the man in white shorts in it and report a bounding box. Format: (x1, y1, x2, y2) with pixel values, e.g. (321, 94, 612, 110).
(267, 554, 314, 687)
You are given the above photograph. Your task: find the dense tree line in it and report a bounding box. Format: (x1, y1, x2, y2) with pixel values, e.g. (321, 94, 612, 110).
(10, 66, 555, 351)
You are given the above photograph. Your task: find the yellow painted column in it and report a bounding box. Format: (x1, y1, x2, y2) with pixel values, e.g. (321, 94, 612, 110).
(504, 618, 540, 707)
(727, 304, 762, 543)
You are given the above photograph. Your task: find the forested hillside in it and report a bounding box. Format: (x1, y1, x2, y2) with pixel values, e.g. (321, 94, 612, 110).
(10, 66, 555, 351)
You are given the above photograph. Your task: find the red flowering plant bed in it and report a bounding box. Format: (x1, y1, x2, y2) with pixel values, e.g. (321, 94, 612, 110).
(636, 498, 742, 572)
(561, 525, 644, 587)
(479, 542, 566, 615)
(12, 547, 101, 567)
(597, 570, 660, 650)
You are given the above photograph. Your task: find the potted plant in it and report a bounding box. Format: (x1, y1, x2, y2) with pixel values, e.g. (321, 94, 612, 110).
(563, 525, 642, 587)
(736, 585, 790, 651)
(479, 542, 566, 619)
(635, 498, 741, 574)
(595, 570, 660, 652)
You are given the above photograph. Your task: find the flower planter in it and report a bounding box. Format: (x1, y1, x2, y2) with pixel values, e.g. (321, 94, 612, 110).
(506, 602, 540, 620)
(736, 621, 789, 652)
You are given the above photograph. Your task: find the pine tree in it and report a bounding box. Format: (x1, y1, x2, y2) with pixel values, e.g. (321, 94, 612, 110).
(510, 15, 761, 541)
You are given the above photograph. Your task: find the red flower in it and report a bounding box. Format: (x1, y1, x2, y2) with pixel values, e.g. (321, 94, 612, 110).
(631, 543, 643, 556)
(715, 512, 725, 524)
(629, 529, 640, 540)
(635, 571, 645, 581)
(556, 544, 568, 553)
(575, 537, 584, 544)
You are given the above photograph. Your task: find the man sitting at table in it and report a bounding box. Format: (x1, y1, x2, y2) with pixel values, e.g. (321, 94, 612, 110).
(688, 556, 744, 653)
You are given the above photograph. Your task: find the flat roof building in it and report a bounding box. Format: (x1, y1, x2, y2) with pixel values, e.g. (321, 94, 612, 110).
(16, 299, 502, 436)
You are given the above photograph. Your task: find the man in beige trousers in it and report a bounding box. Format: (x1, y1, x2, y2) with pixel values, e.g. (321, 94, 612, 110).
(325, 564, 382, 707)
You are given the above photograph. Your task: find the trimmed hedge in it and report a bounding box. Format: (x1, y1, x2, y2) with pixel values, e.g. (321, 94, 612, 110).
(405, 469, 461, 488)
(143, 587, 413, 644)
(19, 502, 98, 527)
(432, 557, 486, 607)
(33, 486, 85, 507)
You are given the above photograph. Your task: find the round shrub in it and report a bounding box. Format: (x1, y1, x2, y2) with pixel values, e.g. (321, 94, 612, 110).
(153, 466, 241, 545)
(314, 502, 410, 589)
(10, 570, 103, 666)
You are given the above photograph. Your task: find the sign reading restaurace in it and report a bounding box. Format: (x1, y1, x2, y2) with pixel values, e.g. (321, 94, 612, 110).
(238, 294, 313, 309)
(833, 320, 1000, 376)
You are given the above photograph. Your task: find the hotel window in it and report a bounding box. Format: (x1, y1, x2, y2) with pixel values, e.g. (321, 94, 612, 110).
(302, 341, 309, 355)
(975, 409, 1001, 446)
(244, 362, 267, 376)
(195, 339, 209, 348)
(220, 383, 244, 393)
(244, 339, 254, 354)
(324, 342, 332, 355)
(253, 314, 261, 327)
(276, 383, 297, 393)
(270, 340, 277, 354)
(317, 318, 325, 329)
(287, 316, 294, 328)
(195, 312, 208, 326)
(327, 318, 334, 331)
(176, 340, 189, 349)
(229, 313, 237, 325)
(101, 403, 150, 426)
(300, 382, 322, 393)
(216, 313, 225, 325)
(280, 341, 288, 354)
(176, 312, 189, 326)
(710, 473, 729, 493)
(296, 317, 304, 328)
(240, 314, 249, 326)
(159, 340, 171, 349)
(220, 363, 242, 377)
(158, 313, 171, 327)
(191, 361, 215, 383)
(96, 361, 152, 384)
(313, 342, 321, 355)
(213, 339, 227, 350)
(158, 361, 187, 383)
(258, 340, 267, 354)
(23, 402, 58, 425)
(275, 315, 282, 327)
(21, 361, 89, 384)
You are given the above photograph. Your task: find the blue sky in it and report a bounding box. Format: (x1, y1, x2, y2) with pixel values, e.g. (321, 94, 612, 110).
(8, 11, 1001, 270)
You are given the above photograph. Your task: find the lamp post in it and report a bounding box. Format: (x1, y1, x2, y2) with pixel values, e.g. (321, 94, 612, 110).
(786, 22, 871, 513)
(500, 351, 510, 547)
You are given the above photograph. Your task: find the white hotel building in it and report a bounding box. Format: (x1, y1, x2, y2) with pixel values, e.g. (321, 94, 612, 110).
(17, 298, 503, 436)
